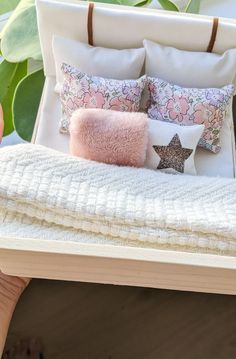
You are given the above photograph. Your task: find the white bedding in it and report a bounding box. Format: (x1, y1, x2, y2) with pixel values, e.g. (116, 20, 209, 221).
(0, 144, 236, 255)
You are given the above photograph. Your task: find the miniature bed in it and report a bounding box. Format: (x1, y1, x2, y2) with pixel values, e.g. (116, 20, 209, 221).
(0, 0, 236, 295)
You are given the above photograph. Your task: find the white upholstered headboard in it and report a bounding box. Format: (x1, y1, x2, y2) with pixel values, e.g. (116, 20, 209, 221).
(36, 0, 236, 78)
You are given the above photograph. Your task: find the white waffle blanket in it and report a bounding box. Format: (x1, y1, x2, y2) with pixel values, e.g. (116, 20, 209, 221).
(0, 144, 236, 255)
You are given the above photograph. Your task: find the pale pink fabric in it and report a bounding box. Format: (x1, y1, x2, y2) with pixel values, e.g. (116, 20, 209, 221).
(148, 77, 234, 153)
(70, 108, 148, 167)
(60, 63, 146, 134)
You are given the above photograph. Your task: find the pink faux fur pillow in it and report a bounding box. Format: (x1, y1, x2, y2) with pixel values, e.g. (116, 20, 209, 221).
(69, 109, 148, 167)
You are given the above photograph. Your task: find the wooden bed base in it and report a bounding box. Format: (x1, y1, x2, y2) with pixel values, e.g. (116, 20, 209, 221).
(0, 238, 235, 295)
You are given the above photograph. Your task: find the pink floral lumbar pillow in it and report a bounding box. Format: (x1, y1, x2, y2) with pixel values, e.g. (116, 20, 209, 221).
(69, 108, 148, 167)
(59, 63, 146, 134)
(147, 77, 234, 153)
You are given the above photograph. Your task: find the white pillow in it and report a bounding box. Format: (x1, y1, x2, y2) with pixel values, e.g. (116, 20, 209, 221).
(145, 120, 204, 175)
(143, 39, 236, 178)
(143, 39, 236, 90)
(53, 35, 145, 92)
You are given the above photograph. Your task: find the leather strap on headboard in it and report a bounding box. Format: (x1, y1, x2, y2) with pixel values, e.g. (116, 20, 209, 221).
(87, 2, 94, 46)
(86, 4, 219, 53)
(207, 17, 219, 53)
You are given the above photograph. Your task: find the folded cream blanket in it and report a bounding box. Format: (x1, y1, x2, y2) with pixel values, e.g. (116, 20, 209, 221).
(0, 144, 236, 255)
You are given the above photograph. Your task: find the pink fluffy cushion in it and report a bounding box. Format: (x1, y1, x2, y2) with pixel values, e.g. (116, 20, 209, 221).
(70, 108, 148, 167)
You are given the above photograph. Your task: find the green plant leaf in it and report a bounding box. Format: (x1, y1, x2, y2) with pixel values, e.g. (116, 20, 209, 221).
(158, 0, 179, 11)
(93, 0, 148, 5)
(0, 0, 20, 15)
(1, 0, 42, 62)
(185, 0, 200, 13)
(94, 0, 170, 6)
(13, 69, 45, 142)
(135, 0, 152, 7)
(0, 60, 27, 136)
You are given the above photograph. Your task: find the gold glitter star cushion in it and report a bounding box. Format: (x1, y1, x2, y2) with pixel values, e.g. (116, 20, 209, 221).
(145, 120, 204, 175)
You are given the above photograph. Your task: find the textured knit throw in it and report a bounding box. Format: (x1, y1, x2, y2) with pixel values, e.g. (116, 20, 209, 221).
(0, 144, 236, 255)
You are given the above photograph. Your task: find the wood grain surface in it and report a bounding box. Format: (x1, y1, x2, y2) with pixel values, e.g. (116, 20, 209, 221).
(5, 279, 236, 359)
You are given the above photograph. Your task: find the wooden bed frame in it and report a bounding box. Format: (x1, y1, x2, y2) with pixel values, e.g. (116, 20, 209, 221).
(0, 1, 236, 296)
(0, 238, 236, 295)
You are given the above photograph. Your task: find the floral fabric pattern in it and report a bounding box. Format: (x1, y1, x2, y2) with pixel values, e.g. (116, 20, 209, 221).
(147, 77, 234, 153)
(59, 63, 146, 133)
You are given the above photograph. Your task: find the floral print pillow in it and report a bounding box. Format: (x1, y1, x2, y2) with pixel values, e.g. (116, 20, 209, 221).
(147, 77, 234, 153)
(59, 63, 146, 133)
